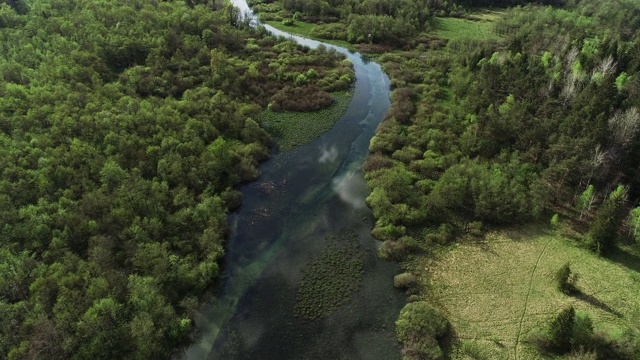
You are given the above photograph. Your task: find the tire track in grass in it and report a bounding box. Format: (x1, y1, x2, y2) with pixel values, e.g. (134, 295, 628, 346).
(513, 237, 553, 360)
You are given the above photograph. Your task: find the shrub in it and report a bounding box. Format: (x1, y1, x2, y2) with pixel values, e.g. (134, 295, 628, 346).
(363, 154, 395, 172)
(467, 221, 483, 237)
(572, 312, 594, 350)
(396, 301, 449, 360)
(371, 223, 406, 242)
(399, 236, 419, 251)
(379, 240, 409, 261)
(270, 85, 333, 112)
(554, 262, 579, 295)
(565, 349, 597, 360)
(394, 272, 417, 289)
(310, 23, 348, 40)
(425, 224, 454, 245)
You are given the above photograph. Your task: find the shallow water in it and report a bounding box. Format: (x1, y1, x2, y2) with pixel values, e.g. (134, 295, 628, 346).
(181, 3, 405, 359)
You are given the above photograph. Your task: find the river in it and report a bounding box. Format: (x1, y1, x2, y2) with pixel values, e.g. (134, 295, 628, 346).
(181, 2, 405, 359)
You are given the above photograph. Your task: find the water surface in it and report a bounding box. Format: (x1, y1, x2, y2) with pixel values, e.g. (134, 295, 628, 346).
(182, 3, 405, 359)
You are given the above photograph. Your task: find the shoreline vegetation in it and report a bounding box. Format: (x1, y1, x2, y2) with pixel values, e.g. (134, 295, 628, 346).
(250, 0, 640, 358)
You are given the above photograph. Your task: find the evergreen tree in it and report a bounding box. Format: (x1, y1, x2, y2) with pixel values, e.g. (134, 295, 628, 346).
(554, 262, 578, 294)
(549, 306, 576, 354)
(587, 185, 628, 254)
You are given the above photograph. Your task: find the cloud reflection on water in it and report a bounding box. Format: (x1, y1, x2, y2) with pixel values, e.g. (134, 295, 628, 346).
(318, 144, 339, 164)
(332, 169, 367, 209)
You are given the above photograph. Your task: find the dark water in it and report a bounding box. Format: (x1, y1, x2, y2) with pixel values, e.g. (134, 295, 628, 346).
(181, 3, 405, 359)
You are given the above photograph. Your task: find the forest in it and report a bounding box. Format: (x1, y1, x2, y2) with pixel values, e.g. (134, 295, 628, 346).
(257, 0, 640, 358)
(0, 0, 353, 359)
(249, 0, 564, 47)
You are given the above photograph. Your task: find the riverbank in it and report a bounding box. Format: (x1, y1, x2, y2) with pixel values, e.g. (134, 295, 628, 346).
(182, 1, 406, 358)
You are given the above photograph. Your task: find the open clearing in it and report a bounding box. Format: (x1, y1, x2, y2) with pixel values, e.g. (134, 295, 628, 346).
(425, 225, 640, 359)
(435, 15, 502, 41)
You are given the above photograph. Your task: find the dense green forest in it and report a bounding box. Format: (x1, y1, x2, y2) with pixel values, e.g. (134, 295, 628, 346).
(364, 0, 640, 259)
(259, 0, 640, 358)
(371, 1, 640, 358)
(0, 0, 353, 359)
(250, 0, 564, 47)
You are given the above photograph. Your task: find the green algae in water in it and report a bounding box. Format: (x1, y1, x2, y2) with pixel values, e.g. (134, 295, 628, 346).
(294, 233, 365, 320)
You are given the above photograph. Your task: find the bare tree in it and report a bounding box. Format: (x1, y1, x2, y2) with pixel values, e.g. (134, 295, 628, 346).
(609, 107, 640, 149)
(597, 55, 617, 77)
(592, 144, 608, 170)
(564, 46, 579, 71)
(561, 47, 582, 102)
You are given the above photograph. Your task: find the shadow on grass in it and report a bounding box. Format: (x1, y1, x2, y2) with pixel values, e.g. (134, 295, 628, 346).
(574, 291, 623, 318)
(606, 245, 640, 274)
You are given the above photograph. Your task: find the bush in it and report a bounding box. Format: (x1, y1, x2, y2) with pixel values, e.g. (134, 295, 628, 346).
(425, 223, 454, 245)
(270, 85, 333, 112)
(379, 240, 409, 261)
(467, 221, 483, 237)
(554, 262, 578, 295)
(396, 301, 449, 360)
(371, 223, 406, 242)
(394, 272, 417, 289)
(399, 236, 420, 251)
(310, 23, 348, 40)
(572, 312, 594, 350)
(565, 349, 597, 360)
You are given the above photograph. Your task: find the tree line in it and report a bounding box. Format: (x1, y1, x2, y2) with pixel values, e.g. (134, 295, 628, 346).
(250, 0, 569, 47)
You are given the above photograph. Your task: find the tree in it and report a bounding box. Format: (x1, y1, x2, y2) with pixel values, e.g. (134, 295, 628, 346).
(628, 207, 640, 242)
(549, 306, 575, 354)
(577, 184, 595, 219)
(587, 185, 628, 254)
(554, 262, 578, 294)
(571, 312, 594, 350)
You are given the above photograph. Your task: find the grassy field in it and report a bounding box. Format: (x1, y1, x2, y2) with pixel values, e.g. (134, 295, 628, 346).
(262, 90, 353, 152)
(422, 225, 640, 359)
(435, 14, 502, 41)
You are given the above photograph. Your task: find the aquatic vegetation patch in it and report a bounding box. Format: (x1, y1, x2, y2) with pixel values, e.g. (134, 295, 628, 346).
(294, 232, 364, 320)
(262, 90, 353, 152)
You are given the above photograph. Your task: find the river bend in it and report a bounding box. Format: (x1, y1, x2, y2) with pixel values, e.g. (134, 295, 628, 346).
(183, 2, 404, 359)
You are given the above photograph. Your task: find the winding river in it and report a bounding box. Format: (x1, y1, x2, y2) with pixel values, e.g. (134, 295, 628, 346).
(182, 2, 405, 359)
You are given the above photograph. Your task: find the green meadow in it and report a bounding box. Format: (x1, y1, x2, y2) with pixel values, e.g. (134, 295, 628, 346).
(424, 226, 640, 359)
(435, 14, 502, 41)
